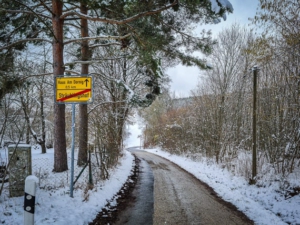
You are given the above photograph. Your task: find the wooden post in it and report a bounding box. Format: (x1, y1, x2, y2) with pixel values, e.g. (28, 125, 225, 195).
(251, 66, 259, 184)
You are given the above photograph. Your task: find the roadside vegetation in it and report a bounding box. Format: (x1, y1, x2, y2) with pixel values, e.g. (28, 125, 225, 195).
(140, 0, 300, 192)
(0, 0, 232, 189)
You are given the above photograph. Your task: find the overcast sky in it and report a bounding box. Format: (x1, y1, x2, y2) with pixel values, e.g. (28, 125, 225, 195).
(167, 0, 259, 97)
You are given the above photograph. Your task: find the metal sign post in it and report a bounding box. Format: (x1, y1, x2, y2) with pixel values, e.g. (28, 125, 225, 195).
(54, 75, 93, 197)
(70, 103, 75, 197)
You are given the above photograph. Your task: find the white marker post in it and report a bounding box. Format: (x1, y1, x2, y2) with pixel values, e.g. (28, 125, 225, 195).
(24, 175, 39, 225)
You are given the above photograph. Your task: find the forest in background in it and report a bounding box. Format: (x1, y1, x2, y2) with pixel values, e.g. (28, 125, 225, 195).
(0, 0, 232, 181)
(0, 0, 299, 191)
(141, 0, 300, 188)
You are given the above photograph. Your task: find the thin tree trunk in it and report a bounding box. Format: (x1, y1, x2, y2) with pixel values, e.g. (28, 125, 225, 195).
(40, 88, 47, 154)
(52, 0, 68, 172)
(25, 88, 30, 144)
(251, 67, 258, 182)
(78, 3, 89, 166)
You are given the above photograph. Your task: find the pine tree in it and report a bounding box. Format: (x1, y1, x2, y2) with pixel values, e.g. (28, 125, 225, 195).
(0, 0, 233, 171)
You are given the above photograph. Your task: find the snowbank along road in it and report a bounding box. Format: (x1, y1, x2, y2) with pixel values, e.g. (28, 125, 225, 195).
(124, 149, 254, 225)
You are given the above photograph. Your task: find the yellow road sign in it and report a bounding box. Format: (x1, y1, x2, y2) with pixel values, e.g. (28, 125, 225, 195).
(55, 76, 93, 103)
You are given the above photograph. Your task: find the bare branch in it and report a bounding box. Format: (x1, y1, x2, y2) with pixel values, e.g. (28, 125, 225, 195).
(90, 42, 122, 49)
(37, 0, 54, 16)
(60, 1, 177, 24)
(154, 14, 196, 40)
(0, 38, 52, 50)
(64, 22, 81, 30)
(3, 9, 51, 20)
(64, 70, 81, 75)
(1, 0, 55, 44)
(64, 56, 131, 67)
(64, 33, 132, 45)
(19, 72, 53, 81)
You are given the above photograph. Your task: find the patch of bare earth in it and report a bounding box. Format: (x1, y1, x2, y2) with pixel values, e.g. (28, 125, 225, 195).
(89, 156, 140, 225)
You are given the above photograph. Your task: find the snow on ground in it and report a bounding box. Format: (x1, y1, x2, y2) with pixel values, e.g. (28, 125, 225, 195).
(0, 148, 134, 225)
(1, 119, 300, 225)
(145, 148, 300, 225)
(127, 116, 300, 224)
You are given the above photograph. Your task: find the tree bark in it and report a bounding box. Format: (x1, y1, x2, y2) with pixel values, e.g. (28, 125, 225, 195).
(40, 87, 47, 154)
(78, 3, 89, 166)
(52, 0, 68, 172)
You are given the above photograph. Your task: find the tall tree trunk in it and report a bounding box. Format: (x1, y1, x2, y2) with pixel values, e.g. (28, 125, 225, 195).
(78, 3, 89, 166)
(52, 0, 68, 172)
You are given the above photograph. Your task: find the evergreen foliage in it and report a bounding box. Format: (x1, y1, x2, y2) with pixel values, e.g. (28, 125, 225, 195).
(0, 0, 233, 171)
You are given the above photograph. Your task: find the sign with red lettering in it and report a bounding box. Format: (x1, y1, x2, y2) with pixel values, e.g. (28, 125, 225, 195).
(55, 76, 93, 103)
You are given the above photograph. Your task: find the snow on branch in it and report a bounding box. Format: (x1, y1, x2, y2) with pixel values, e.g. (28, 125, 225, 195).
(210, 0, 233, 13)
(115, 79, 135, 102)
(0, 38, 52, 51)
(64, 33, 131, 45)
(89, 42, 122, 49)
(64, 56, 129, 67)
(3, 9, 52, 20)
(64, 70, 81, 75)
(60, 1, 178, 24)
(210, 0, 233, 21)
